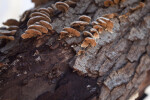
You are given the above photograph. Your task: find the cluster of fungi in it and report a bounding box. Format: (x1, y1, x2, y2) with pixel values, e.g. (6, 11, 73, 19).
(104, 0, 126, 7)
(0, 0, 145, 56)
(0, 19, 19, 40)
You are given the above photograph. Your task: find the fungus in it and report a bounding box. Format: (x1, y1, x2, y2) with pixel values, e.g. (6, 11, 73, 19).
(27, 16, 51, 26)
(70, 21, 89, 31)
(77, 50, 85, 56)
(38, 8, 50, 14)
(39, 20, 53, 31)
(113, 0, 120, 4)
(55, 2, 69, 13)
(81, 37, 96, 48)
(60, 31, 68, 39)
(0, 36, 14, 40)
(102, 13, 118, 19)
(21, 29, 42, 39)
(90, 28, 99, 39)
(79, 15, 91, 23)
(30, 12, 50, 21)
(3, 19, 19, 26)
(93, 25, 103, 33)
(130, 2, 145, 12)
(7, 26, 19, 30)
(40, 11, 50, 17)
(0, 30, 16, 35)
(104, 0, 114, 7)
(47, 7, 54, 16)
(65, 0, 76, 6)
(83, 31, 93, 37)
(63, 27, 81, 37)
(96, 18, 107, 28)
(28, 25, 48, 34)
(92, 21, 99, 25)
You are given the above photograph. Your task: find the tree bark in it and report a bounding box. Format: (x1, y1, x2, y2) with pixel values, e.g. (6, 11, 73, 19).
(0, 0, 150, 100)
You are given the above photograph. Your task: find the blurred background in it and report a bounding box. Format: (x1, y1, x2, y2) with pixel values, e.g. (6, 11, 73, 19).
(0, 0, 149, 100)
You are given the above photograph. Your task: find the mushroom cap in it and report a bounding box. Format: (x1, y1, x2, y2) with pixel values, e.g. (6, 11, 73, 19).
(105, 20, 114, 33)
(7, 26, 19, 30)
(47, 7, 54, 16)
(0, 30, 16, 35)
(79, 15, 91, 23)
(40, 11, 50, 17)
(63, 27, 81, 37)
(38, 8, 50, 14)
(39, 20, 53, 31)
(28, 24, 48, 34)
(77, 50, 85, 56)
(27, 16, 51, 26)
(55, 2, 69, 13)
(70, 21, 89, 27)
(92, 21, 99, 25)
(81, 37, 96, 48)
(60, 31, 68, 39)
(30, 12, 50, 21)
(90, 28, 99, 39)
(0, 36, 15, 40)
(65, 0, 76, 6)
(3, 19, 19, 26)
(102, 13, 117, 19)
(93, 25, 103, 33)
(83, 31, 93, 37)
(96, 18, 107, 28)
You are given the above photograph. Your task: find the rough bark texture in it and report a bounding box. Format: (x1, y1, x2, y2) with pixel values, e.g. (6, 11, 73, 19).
(0, 0, 150, 100)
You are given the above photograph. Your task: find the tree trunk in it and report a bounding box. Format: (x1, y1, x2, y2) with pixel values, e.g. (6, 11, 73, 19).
(0, 0, 150, 100)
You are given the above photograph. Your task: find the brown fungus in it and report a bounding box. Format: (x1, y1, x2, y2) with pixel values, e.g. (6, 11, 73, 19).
(30, 12, 50, 20)
(81, 37, 96, 48)
(3, 19, 19, 26)
(60, 31, 69, 39)
(70, 21, 89, 31)
(63, 27, 81, 37)
(7, 26, 19, 30)
(90, 28, 99, 39)
(27, 16, 51, 26)
(77, 50, 85, 56)
(47, 7, 54, 16)
(38, 8, 50, 14)
(79, 15, 91, 23)
(39, 20, 53, 31)
(55, 2, 69, 13)
(113, 0, 120, 4)
(28, 25, 48, 34)
(102, 13, 118, 19)
(93, 25, 103, 33)
(83, 31, 93, 37)
(0, 36, 15, 40)
(40, 11, 50, 17)
(0, 30, 16, 36)
(104, 0, 114, 7)
(65, 0, 76, 6)
(96, 18, 107, 28)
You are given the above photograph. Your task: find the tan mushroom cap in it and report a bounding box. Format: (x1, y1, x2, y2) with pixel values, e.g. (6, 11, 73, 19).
(47, 7, 54, 16)
(92, 21, 99, 25)
(28, 25, 48, 34)
(71, 21, 89, 27)
(93, 25, 103, 33)
(90, 28, 99, 39)
(79, 15, 91, 23)
(0, 30, 16, 35)
(3, 19, 19, 26)
(55, 2, 69, 13)
(81, 37, 96, 48)
(65, 0, 76, 6)
(63, 27, 81, 37)
(77, 50, 85, 56)
(30, 12, 51, 21)
(96, 18, 107, 28)
(7, 26, 19, 30)
(102, 13, 117, 19)
(40, 11, 50, 17)
(60, 31, 68, 39)
(38, 8, 50, 14)
(0, 36, 15, 40)
(27, 16, 51, 26)
(39, 20, 53, 31)
(83, 31, 93, 37)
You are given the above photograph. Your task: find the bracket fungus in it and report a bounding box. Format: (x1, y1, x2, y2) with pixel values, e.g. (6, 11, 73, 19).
(104, 0, 126, 7)
(28, 25, 48, 34)
(79, 15, 91, 23)
(102, 13, 118, 19)
(71, 21, 89, 31)
(77, 50, 85, 56)
(65, 0, 76, 7)
(3, 19, 19, 26)
(83, 31, 93, 38)
(90, 28, 99, 39)
(81, 37, 96, 48)
(0, 36, 14, 41)
(55, 2, 69, 13)
(93, 25, 103, 34)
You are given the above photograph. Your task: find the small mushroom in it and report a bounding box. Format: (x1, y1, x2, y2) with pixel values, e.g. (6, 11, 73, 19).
(40, 11, 50, 17)
(38, 8, 50, 14)
(90, 28, 99, 39)
(55, 2, 69, 13)
(21, 29, 42, 39)
(65, 0, 76, 6)
(0, 30, 16, 35)
(7, 26, 19, 30)
(81, 37, 96, 48)
(102, 13, 117, 19)
(60, 31, 68, 39)
(0, 36, 15, 40)
(93, 25, 103, 33)
(96, 18, 107, 28)
(70, 21, 89, 31)
(39, 20, 53, 31)
(30, 12, 50, 21)
(79, 15, 91, 23)
(83, 31, 93, 37)
(28, 25, 48, 34)
(47, 7, 54, 16)
(63, 27, 81, 37)
(27, 16, 51, 26)
(3, 19, 19, 26)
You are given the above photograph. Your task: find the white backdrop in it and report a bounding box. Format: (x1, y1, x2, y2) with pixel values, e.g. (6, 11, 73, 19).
(0, 0, 149, 100)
